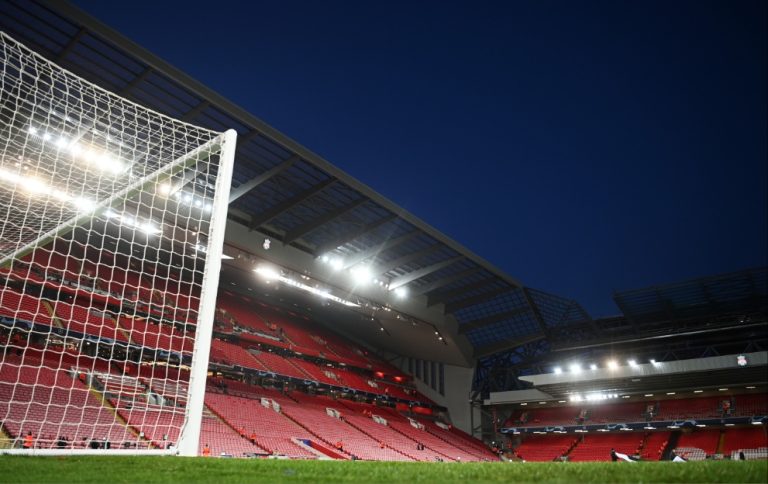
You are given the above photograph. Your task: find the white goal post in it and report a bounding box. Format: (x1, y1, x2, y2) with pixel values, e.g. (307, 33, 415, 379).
(0, 32, 235, 456)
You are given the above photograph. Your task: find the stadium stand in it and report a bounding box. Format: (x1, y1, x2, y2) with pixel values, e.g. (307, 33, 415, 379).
(0, 352, 136, 449)
(674, 429, 722, 459)
(512, 434, 577, 462)
(640, 431, 670, 461)
(722, 427, 768, 458)
(567, 433, 644, 462)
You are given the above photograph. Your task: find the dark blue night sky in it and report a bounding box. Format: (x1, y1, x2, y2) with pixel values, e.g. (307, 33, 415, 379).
(72, 0, 767, 317)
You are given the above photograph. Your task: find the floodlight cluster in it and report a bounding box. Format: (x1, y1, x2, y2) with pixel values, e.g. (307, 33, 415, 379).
(0, 166, 95, 212)
(103, 209, 161, 235)
(569, 393, 620, 402)
(28, 125, 128, 174)
(552, 357, 663, 374)
(318, 254, 410, 299)
(254, 265, 359, 307)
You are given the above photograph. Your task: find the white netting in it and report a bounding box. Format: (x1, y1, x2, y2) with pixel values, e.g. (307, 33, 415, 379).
(0, 32, 235, 453)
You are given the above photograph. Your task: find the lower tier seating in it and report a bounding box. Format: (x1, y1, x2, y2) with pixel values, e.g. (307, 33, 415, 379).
(568, 433, 644, 462)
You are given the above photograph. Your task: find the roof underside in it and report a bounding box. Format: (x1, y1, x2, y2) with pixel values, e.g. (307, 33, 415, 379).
(0, 0, 593, 363)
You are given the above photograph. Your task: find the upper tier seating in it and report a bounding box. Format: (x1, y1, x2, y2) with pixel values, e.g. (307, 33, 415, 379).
(733, 394, 768, 417)
(249, 350, 309, 380)
(655, 397, 722, 420)
(208, 339, 264, 370)
(514, 406, 580, 426)
(53, 300, 127, 343)
(0, 288, 54, 326)
(117, 316, 191, 354)
(587, 402, 648, 424)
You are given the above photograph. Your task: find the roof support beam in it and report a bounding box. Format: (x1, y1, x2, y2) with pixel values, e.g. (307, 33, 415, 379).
(249, 178, 336, 230)
(522, 287, 550, 336)
(410, 267, 483, 297)
(119, 67, 153, 96)
(56, 26, 86, 62)
(427, 278, 496, 307)
(340, 229, 418, 270)
(228, 155, 299, 203)
(282, 197, 368, 245)
(444, 287, 513, 314)
(181, 100, 211, 122)
(473, 332, 547, 359)
(387, 256, 463, 291)
(313, 214, 397, 256)
(372, 243, 442, 276)
(457, 306, 532, 334)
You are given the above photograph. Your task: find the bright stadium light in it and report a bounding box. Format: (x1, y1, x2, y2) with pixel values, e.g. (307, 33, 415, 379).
(553, 367, 562, 374)
(158, 183, 172, 196)
(569, 363, 581, 374)
(255, 265, 280, 281)
(589, 363, 598, 370)
(607, 360, 618, 370)
(627, 359, 637, 367)
(393, 287, 408, 299)
(330, 257, 343, 271)
(350, 265, 372, 285)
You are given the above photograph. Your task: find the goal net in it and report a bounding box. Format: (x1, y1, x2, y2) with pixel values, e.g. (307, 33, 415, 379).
(0, 32, 235, 455)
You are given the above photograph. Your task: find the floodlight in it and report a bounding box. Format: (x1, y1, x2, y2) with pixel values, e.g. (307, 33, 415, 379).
(158, 183, 172, 196)
(255, 265, 279, 281)
(553, 367, 562, 374)
(607, 360, 618, 370)
(350, 266, 372, 285)
(589, 364, 597, 370)
(569, 363, 581, 374)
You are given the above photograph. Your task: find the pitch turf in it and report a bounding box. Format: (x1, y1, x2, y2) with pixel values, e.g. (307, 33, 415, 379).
(0, 456, 765, 483)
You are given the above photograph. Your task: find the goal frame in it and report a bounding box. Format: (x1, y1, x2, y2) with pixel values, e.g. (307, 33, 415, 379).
(0, 31, 237, 456)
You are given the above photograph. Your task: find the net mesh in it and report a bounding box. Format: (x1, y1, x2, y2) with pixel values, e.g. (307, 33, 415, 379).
(0, 32, 232, 452)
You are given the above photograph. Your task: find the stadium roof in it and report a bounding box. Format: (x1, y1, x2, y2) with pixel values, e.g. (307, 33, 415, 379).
(613, 267, 767, 325)
(0, 0, 597, 366)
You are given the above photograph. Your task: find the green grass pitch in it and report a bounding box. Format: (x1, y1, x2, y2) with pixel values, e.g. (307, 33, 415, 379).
(0, 456, 765, 483)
